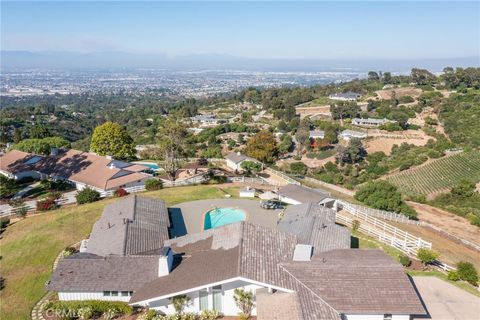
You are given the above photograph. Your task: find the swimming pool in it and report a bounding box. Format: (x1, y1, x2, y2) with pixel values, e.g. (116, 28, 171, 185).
(204, 207, 246, 230)
(133, 162, 161, 171)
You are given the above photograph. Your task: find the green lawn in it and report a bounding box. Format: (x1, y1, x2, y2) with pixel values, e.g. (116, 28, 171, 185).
(0, 185, 237, 320)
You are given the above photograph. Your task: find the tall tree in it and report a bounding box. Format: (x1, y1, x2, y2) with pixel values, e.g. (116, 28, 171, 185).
(245, 130, 278, 163)
(156, 117, 189, 180)
(90, 122, 135, 160)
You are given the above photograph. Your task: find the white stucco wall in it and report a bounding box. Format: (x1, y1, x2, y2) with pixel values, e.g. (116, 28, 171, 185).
(344, 315, 410, 320)
(59, 292, 131, 302)
(143, 279, 279, 316)
(225, 159, 241, 171)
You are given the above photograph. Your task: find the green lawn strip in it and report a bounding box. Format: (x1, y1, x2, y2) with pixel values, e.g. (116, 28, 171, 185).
(0, 185, 237, 320)
(406, 270, 480, 297)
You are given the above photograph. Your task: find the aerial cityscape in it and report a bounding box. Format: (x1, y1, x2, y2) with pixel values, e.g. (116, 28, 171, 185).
(0, 1, 479, 320)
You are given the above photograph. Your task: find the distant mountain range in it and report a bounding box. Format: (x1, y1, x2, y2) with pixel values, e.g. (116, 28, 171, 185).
(1, 51, 478, 72)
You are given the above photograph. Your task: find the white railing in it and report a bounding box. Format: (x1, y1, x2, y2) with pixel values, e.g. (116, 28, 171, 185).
(0, 194, 77, 217)
(336, 213, 430, 256)
(264, 167, 301, 185)
(431, 260, 456, 272)
(226, 176, 271, 185)
(336, 199, 419, 225)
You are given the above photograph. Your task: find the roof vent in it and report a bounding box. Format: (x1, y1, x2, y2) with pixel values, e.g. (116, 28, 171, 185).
(293, 244, 313, 261)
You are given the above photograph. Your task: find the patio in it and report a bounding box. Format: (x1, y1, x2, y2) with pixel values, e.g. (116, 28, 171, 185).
(169, 198, 283, 236)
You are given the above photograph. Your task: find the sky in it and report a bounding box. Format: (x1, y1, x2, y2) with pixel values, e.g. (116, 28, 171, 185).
(1, 1, 479, 60)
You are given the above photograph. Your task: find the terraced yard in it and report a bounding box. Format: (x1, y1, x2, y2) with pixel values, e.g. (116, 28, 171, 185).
(387, 151, 480, 196)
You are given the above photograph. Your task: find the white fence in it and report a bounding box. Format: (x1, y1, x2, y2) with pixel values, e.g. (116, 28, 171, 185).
(227, 176, 270, 185)
(336, 200, 419, 225)
(264, 167, 301, 185)
(0, 193, 77, 217)
(336, 201, 431, 255)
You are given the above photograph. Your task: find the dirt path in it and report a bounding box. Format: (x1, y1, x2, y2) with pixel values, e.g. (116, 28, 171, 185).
(407, 201, 480, 246)
(387, 220, 480, 269)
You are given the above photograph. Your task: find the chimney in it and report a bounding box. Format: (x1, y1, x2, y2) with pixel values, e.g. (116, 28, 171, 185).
(50, 147, 59, 156)
(158, 247, 173, 277)
(292, 244, 313, 261)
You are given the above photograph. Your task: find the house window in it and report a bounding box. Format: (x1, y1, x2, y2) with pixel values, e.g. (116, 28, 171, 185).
(103, 291, 111, 296)
(212, 285, 222, 312)
(383, 315, 392, 320)
(111, 291, 119, 296)
(121, 291, 129, 297)
(199, 289, 209, 311)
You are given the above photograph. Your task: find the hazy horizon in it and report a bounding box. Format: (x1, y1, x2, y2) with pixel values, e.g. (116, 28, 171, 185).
(2, 1, 479, 65)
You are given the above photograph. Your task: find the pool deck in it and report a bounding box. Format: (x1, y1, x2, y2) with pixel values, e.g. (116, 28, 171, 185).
(169, 199, 282, 236)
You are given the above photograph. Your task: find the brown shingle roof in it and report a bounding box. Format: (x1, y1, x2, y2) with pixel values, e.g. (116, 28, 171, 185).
(281, 249, 426, 315)
(256, 290, 303, 320)
(0, 148, 151, 191)
(278, 203, 351, 254)
(0, 150, 43, 173)
(278, 184, 330, 204)
(86, 195, 170, 257)
(130, 222, 340, 319)
(46, 253, 159, 292)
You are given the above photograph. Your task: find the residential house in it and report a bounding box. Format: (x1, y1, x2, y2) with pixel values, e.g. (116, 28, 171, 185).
(329, 92, 361, 101)
(340, 130, 368, 140)
(47, 197, 426, 320)
(278, 184, 335, 206)
(190, 114, 226, 127)
(0, 148, 151, 193)
(309, 130, 325, 140)
(225, 152, 260, 172)
(352, 118, 396, 127)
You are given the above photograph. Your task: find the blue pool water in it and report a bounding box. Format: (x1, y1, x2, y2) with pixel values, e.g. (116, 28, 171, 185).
(204, 207, 246, 230)
(134, 162, 160, 170)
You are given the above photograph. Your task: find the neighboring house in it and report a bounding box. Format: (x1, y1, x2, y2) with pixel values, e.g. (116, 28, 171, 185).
(225, 152, 260, 172)
(309, 130, 325, 140)
(190, 114, 226, 127)
(0, 148, 151, 193)
(278, 184, 335, 206)
(47, 197, 426, 319)
(339, 130, 368, 140)
(352, 118, 396, 127)
(328, 92, 361, 101)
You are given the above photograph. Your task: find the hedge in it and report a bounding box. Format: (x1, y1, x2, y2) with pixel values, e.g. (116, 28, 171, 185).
(76, 187, 101, 204)
(145, 179, 163, 191)
(43, 300, 133, 318)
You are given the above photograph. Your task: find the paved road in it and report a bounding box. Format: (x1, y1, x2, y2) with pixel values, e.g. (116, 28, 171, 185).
(412, 276, 480, 320)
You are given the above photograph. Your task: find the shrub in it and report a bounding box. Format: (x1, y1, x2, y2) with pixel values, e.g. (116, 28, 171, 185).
(416, 248, 439, 265)
(36, 198, 57, 211)
(351, 220, 360, 232)
(63, 246, 77, 257)
(77, 306, 93, 320)
(398, 254, 411, 267)
(447, 270, 460, 281)
(289, 162, 308, 175)
(114, 188, 129, 197)
(142, 309, 158, 320)
(0, 217, 10, 229)
(44, 300, 133, 318)
(46, 191, 63, 200)
(15, 205, 29, 218)
(200, 310, 220, 320)
(76, 187, 100, 204)
(145, 179, 163, 191)
(457, 261, 479, 286)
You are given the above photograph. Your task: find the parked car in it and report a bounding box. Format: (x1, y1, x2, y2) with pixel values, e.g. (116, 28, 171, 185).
(260, 200, 283, 210)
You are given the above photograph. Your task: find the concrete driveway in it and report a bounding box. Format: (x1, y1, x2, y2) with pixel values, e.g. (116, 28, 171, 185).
(412, 276, 480, 320)
(169, 198, 282, 236)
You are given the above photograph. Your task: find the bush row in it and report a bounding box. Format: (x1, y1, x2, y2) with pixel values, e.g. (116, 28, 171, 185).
(43, 300, 133, 319)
